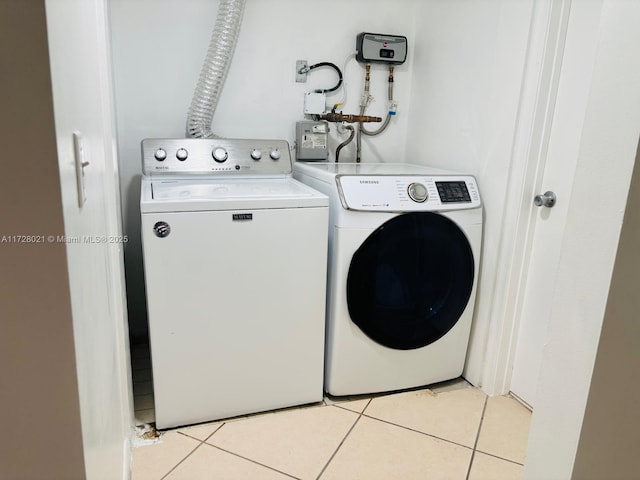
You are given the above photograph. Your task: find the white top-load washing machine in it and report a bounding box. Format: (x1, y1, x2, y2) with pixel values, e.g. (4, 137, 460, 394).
(293, 162, 482, 396)
(140, 138, 328, 429)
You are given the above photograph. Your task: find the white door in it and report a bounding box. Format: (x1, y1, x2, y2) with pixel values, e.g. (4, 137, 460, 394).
(509, 1, 604, 407)
(522, 1, 640, 476)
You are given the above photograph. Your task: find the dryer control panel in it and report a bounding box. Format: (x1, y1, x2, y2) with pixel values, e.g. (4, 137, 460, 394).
(142, 138, 292, 176)
(336, 175, 481, 212)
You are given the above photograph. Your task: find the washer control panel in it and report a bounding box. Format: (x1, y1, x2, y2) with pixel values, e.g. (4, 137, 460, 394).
(336, 175, 481, 211)
(142, 138, 291, 176)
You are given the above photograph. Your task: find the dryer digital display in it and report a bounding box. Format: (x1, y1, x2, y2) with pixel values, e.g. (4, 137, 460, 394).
(435, 181, 472, 203)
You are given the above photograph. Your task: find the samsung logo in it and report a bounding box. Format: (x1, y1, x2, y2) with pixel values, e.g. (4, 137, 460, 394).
(232, 213, 253, 221)
(359, 180, 379, 184)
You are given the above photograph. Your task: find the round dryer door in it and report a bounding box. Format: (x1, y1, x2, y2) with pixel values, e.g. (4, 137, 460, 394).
(346, 212, 474, 350)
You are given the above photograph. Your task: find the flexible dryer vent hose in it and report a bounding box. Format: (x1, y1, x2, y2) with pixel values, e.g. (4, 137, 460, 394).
(186, 0, 246, 138)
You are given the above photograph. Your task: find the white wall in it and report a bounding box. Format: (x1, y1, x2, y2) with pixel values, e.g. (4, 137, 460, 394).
(110, 0, 420, 339)
(45, 0, 133, 478)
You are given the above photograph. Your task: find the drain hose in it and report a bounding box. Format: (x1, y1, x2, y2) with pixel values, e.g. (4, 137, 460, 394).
(186, 0, 246, 138)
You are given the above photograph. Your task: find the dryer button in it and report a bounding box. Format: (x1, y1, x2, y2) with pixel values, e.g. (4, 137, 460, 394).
(407, 182, 428, 203)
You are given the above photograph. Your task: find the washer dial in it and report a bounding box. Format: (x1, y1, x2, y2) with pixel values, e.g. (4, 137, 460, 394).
(176, 148, 188, 161)
(212, 147, 228, 163)
(154, 148, 167, 161)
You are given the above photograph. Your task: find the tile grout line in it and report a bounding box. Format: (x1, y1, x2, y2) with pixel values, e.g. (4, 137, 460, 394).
(315, 399, 372, 480)
(158, 439, 204, 480)
(206, 443, 302, 480)
(134, 407, 155, 413)
(156, 422, 227, 480)
(356, 412, 475, 452)
(332, 404, 370, 415)
(179, 422, 226, 443)
(189, 421, 302, 480)
(472, 449, 525, 467)
(333, 394, 502, 456)
(465, 395, 489, 480)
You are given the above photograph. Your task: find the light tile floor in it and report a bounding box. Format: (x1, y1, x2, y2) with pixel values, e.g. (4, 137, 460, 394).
(131, 344, 532, 479)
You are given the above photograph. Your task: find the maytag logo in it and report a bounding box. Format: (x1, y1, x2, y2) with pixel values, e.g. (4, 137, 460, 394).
(232, 213, 253, 221)
(360, 180, 379, 184)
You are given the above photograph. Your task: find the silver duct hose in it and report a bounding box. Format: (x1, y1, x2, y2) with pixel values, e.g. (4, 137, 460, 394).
(186, 0, 246, 138)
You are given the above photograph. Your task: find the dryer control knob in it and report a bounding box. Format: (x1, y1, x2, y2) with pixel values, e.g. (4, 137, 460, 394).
(212, 147, 228, 163)
(176, 148, 188, 161)
(407, 182, 428, 203)
(270, 149, 281, 160)
(250, 149, 262, 160)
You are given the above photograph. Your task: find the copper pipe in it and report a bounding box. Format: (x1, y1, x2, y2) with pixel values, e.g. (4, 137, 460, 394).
(319, 112, 382, 123)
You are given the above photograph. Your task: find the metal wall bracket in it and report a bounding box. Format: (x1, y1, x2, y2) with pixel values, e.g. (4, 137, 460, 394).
(296, 60, 308, 83)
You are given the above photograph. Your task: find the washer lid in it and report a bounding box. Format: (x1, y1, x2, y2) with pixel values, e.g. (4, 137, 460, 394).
(141, 177, 328, 213)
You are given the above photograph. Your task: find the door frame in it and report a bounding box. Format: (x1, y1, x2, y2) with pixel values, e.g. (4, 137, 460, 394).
(480, 0, 573, 396)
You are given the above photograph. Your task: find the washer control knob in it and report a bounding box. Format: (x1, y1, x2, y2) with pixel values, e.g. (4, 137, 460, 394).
(250, 149, 262, 160)
(154, 148, 167, 161)
(176, 148, 188, 161)
(212, 147, 228, 163)
(407, 182, 428, 203)
(270, 149, 281, 160)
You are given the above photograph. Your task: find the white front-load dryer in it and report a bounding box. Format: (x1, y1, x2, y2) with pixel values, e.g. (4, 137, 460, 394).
(293, 162, 483, 396)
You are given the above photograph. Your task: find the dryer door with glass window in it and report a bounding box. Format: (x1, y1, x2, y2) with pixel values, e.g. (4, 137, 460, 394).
(346, 212, 474, 350)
